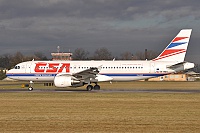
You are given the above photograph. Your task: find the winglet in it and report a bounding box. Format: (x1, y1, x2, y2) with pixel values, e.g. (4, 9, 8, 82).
(152, 29, 192, 62)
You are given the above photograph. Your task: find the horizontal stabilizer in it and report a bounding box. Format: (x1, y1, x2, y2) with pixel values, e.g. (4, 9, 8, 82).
(167, 62, 194, 72)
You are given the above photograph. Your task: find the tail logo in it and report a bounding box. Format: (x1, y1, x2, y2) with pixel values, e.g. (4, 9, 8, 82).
(152, 29, 192, 62)
(153, 37, 189, 61)
(159, 37, 188, 58)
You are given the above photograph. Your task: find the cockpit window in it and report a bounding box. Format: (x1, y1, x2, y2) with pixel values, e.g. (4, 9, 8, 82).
(14, 66, 20, 69)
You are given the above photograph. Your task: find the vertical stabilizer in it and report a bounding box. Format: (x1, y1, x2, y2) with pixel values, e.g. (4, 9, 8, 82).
(152, 29, 192, 62)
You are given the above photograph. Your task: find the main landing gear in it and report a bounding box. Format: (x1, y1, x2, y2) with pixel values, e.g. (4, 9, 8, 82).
(28, 81, 33, 91)
(86, 84, 100, 91)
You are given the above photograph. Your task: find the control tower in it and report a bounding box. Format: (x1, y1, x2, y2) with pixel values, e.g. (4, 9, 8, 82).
(51, 46, 72, 60)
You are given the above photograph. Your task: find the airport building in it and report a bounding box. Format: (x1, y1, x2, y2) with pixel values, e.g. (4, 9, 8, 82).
(148, 72, 198, 81)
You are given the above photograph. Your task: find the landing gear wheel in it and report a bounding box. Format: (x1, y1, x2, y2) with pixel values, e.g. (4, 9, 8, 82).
(86, 85, 93, 91)
(94, 85, 100, 90)
(28, 81, 33, 91)
(28, 87, 33, 91)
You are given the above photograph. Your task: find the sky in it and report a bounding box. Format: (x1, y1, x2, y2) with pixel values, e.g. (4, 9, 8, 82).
(0, 0, 200, 63)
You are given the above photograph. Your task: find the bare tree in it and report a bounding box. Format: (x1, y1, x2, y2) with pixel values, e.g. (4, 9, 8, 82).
(134, 51, 145, 60)
(132, 50, 158, 60)
(10, 52, 25, 67)
(147, 50, 159, 60)
(34, 52, 48, 60)
(0, 54, 12, 69)
(93, 47, 112, 60)
(120, 51, 133, 60)
(73, 48, 89, 60)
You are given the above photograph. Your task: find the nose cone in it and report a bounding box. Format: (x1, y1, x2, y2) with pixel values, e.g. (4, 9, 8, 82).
(6, 70, 11, 76)
(6, 69, 15, 79)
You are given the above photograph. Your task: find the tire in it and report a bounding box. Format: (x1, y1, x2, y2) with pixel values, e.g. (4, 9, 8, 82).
(94, 85, 100, 90)
(86, 85, 93, 91)
(28, 87, 33, 91)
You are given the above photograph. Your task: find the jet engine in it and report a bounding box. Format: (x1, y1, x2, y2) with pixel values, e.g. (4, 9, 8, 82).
(54, 75, 82, 87)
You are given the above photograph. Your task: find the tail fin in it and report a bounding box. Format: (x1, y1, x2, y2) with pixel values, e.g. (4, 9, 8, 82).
(152, 29, 192, 62)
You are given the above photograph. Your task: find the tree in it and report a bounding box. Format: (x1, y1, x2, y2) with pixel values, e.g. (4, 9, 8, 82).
(10, 52, 25, 68)
(132, 50, 158, 60)
(0, 54, 12, 69)
(34, 52, 48, 60)
(73, 48, 89, 60)
(120, 51, 133, 60)
(146, 50, 158, 60)
(0, 69, 6, 80)
(93, 47, 112, 60)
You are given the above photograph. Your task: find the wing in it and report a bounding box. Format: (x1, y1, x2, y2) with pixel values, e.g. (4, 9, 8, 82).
(56, 66, 101, 81)
(72, 67, 100, 80)
(56, 65, 113, 84)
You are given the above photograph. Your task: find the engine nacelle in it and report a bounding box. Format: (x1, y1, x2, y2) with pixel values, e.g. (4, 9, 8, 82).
(54, 75, 81, 88)
(95, 74, 113, 82)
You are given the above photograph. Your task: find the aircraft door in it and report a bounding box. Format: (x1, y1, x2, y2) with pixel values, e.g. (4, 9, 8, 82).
(26, 63, 32, 73)
(150, 63, 155, 73)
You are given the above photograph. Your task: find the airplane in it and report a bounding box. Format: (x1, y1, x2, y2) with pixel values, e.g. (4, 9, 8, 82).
(6, 29, 195, 91)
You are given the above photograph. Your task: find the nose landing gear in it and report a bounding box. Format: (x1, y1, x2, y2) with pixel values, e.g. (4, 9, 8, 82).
(28, 81, 33, 91)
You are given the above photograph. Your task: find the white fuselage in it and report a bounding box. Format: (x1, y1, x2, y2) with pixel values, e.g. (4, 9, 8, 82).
(6, 60, 178, 82)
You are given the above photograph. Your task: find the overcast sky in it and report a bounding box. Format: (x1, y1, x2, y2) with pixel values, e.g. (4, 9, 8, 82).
(0, 0, 200, 63)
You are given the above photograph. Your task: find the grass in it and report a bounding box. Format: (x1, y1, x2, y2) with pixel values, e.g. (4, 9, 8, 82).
(0, 81, 200, 132)
(0, 92, 200, 132)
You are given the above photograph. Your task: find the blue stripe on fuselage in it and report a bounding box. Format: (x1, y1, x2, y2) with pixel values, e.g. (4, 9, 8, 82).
(6, 73, 165, 77)
(103, 73, 165, 77)
(6, 74, 57, 77)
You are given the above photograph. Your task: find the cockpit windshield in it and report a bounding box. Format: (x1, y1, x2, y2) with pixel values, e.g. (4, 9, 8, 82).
(14, 66, 20, 69)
